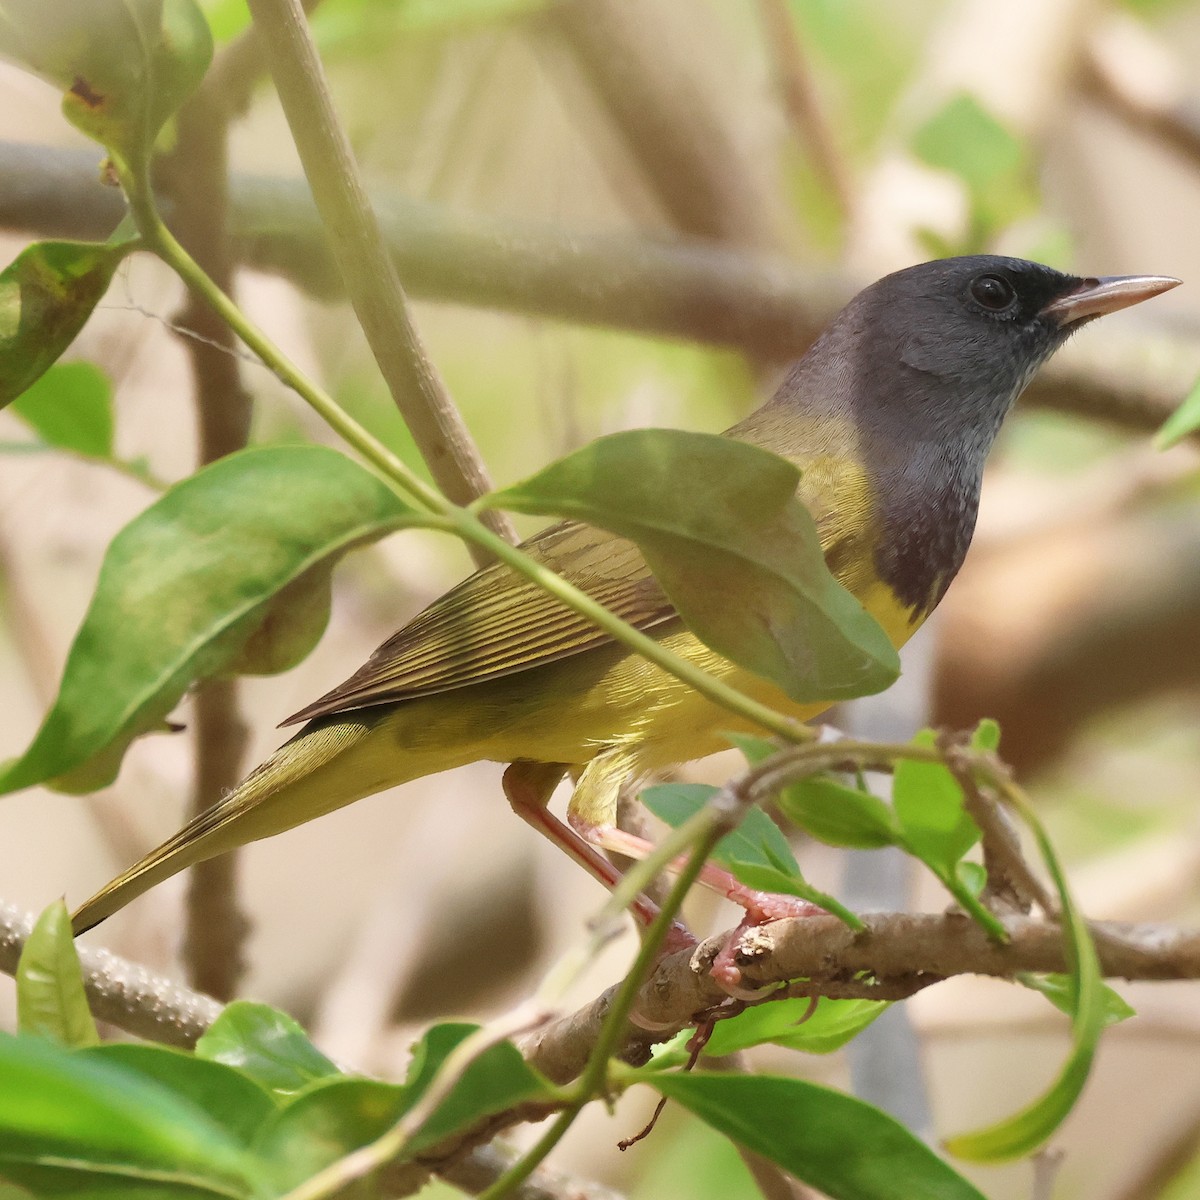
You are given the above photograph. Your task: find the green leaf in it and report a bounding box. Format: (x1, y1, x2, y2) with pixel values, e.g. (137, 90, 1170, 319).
(15, 901, 98, 1047)
(945, 800, 1107, 1161)
(778, 775, 899, 850)
(195, 1001, 340, 1098)
(656, 997, 888, 1063)
(651, 1072, 987, 1200)
(252, 1078, 406, 1193)
(912, 94, 1034, 238)
(253, 1023, 559, 1190)
(641, 781, 861, 928)
(728, 861, 863, 930)
(0, 0, 214, 169)
(724, 731, 778, 766)
(0, 1031, 262, 1198)
(892, 732, 979, 875)
(0, 241, 131, 410)
(81, 1043, 277, 1143)
(971, 718, 1000, 752)
(642, 782, 801, 875)
(0, 445, 420, 796)
(9, 362, 114, 457)
(955, 861, 987, 899)
(399, 1023, 558, 1155)
(486, 429, 899, 704)
(1156, 371, 1200, 448)
(1017, 973, 1135, 1028)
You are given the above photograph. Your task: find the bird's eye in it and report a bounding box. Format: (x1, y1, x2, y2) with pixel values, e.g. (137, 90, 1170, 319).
(969, 273, 1017, 311)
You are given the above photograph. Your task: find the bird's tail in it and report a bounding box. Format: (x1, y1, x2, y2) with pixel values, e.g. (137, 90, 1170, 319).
(71, 714, 386, 935)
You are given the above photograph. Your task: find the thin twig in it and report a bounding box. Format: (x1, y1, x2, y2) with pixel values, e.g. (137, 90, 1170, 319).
(242, 0, 517, 559)
(940, 737, 1057, 915)
(755, 0, 854, 221)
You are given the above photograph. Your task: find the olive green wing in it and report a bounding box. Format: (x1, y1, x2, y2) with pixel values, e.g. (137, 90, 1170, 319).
(281, 520, 677, 725)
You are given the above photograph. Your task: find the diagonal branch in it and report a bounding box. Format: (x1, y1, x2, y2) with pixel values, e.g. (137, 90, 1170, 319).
(241, 0, 516, 558)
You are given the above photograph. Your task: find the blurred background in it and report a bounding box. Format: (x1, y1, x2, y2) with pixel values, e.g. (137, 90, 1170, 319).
(2, 0, 1200, 1197)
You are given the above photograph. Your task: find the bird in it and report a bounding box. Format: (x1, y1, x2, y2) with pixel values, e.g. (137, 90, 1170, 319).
(71, 256, 1179, 935)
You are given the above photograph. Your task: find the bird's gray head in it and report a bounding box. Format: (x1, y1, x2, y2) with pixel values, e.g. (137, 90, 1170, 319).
(830, 254, 1177, 453)
(763, 255, 1178, 614)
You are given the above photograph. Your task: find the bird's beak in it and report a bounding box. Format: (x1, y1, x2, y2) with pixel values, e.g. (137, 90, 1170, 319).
(1041, 274, 1181, 326)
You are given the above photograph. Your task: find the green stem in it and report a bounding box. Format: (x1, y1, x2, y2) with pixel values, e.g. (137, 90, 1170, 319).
(479, 820, 722, 1200)
(120, 169, 814, 745)
(451, 516, 811, 743)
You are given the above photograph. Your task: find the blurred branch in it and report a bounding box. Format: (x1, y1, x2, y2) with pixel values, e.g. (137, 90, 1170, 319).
(540, 0, 784, 249)
(158, 38, 259, 1001)
(1112, 1100, 1200, 1200)
(1082, 16, 1200, 175)
(1, 142, 1191, 434)
(243, 0, 516, 558)
(935, 489, 1200, 774)
(755, 0, 854, 221)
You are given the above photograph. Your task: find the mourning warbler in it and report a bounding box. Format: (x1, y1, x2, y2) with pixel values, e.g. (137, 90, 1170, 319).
(71, 256, 1179, 934)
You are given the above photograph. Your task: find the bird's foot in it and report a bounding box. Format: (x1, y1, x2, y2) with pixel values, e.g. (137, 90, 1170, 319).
(586, 824, 823, 995)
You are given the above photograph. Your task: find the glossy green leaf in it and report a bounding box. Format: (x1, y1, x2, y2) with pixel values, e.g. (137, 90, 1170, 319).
(642, 782, 801, 875)
(656, 997, 887, 1064)
(892, 732, 979, 875)
(252, 1078, 405, 1193)
(0, 1031, 262, 1198)
(778, 775, 899, 849)
(0, 445, 420, 796)
(486, 429, 899, 704)
(0, 0, 213, 169)
(1017, 973, 1135, 1028)
(254, 1023, 558, 1189)
(9, 362, 114, 457)
(641, 780, 861, 928)
(728, 861, 863, 930)
(0, 241, 130, 410)
(82, 1043, 277, 1143)
(15, 901, 98, 1047)
(945, 799, 1106, 1161)
(651, 1072, 987, 1200)
(1156, 372, 1200, 448)
(195, 1001, 339, 1098)
(399, 1023, 559, 1154)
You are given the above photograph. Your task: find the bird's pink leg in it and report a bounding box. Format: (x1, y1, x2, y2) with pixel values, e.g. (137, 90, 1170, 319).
(502, 762, 682, 936)
(582, 822, 821, 994)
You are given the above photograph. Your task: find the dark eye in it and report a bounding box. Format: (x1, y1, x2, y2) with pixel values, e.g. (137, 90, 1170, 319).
(969, 273, 1017, 311)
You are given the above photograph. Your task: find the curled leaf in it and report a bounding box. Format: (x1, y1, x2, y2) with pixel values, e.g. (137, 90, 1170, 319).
(0, 241, 131, 409)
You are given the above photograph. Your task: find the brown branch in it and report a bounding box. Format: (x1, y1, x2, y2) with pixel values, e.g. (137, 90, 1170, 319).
(157, 57, 256, 1001)
(521, 913, 1200, 1084)
(935, 496, 1200, 774)
(755, 0, 854, 221)
(1, 141, 1193, 439)
(1112, 1098, 1200, 1200)
(540, 0, 784, 249)
(242, 0, 516, 558)
(1081, 23, 1200, 175)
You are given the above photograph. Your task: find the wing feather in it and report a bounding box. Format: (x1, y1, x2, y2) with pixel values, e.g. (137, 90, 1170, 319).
(282, 520, 675, 725)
